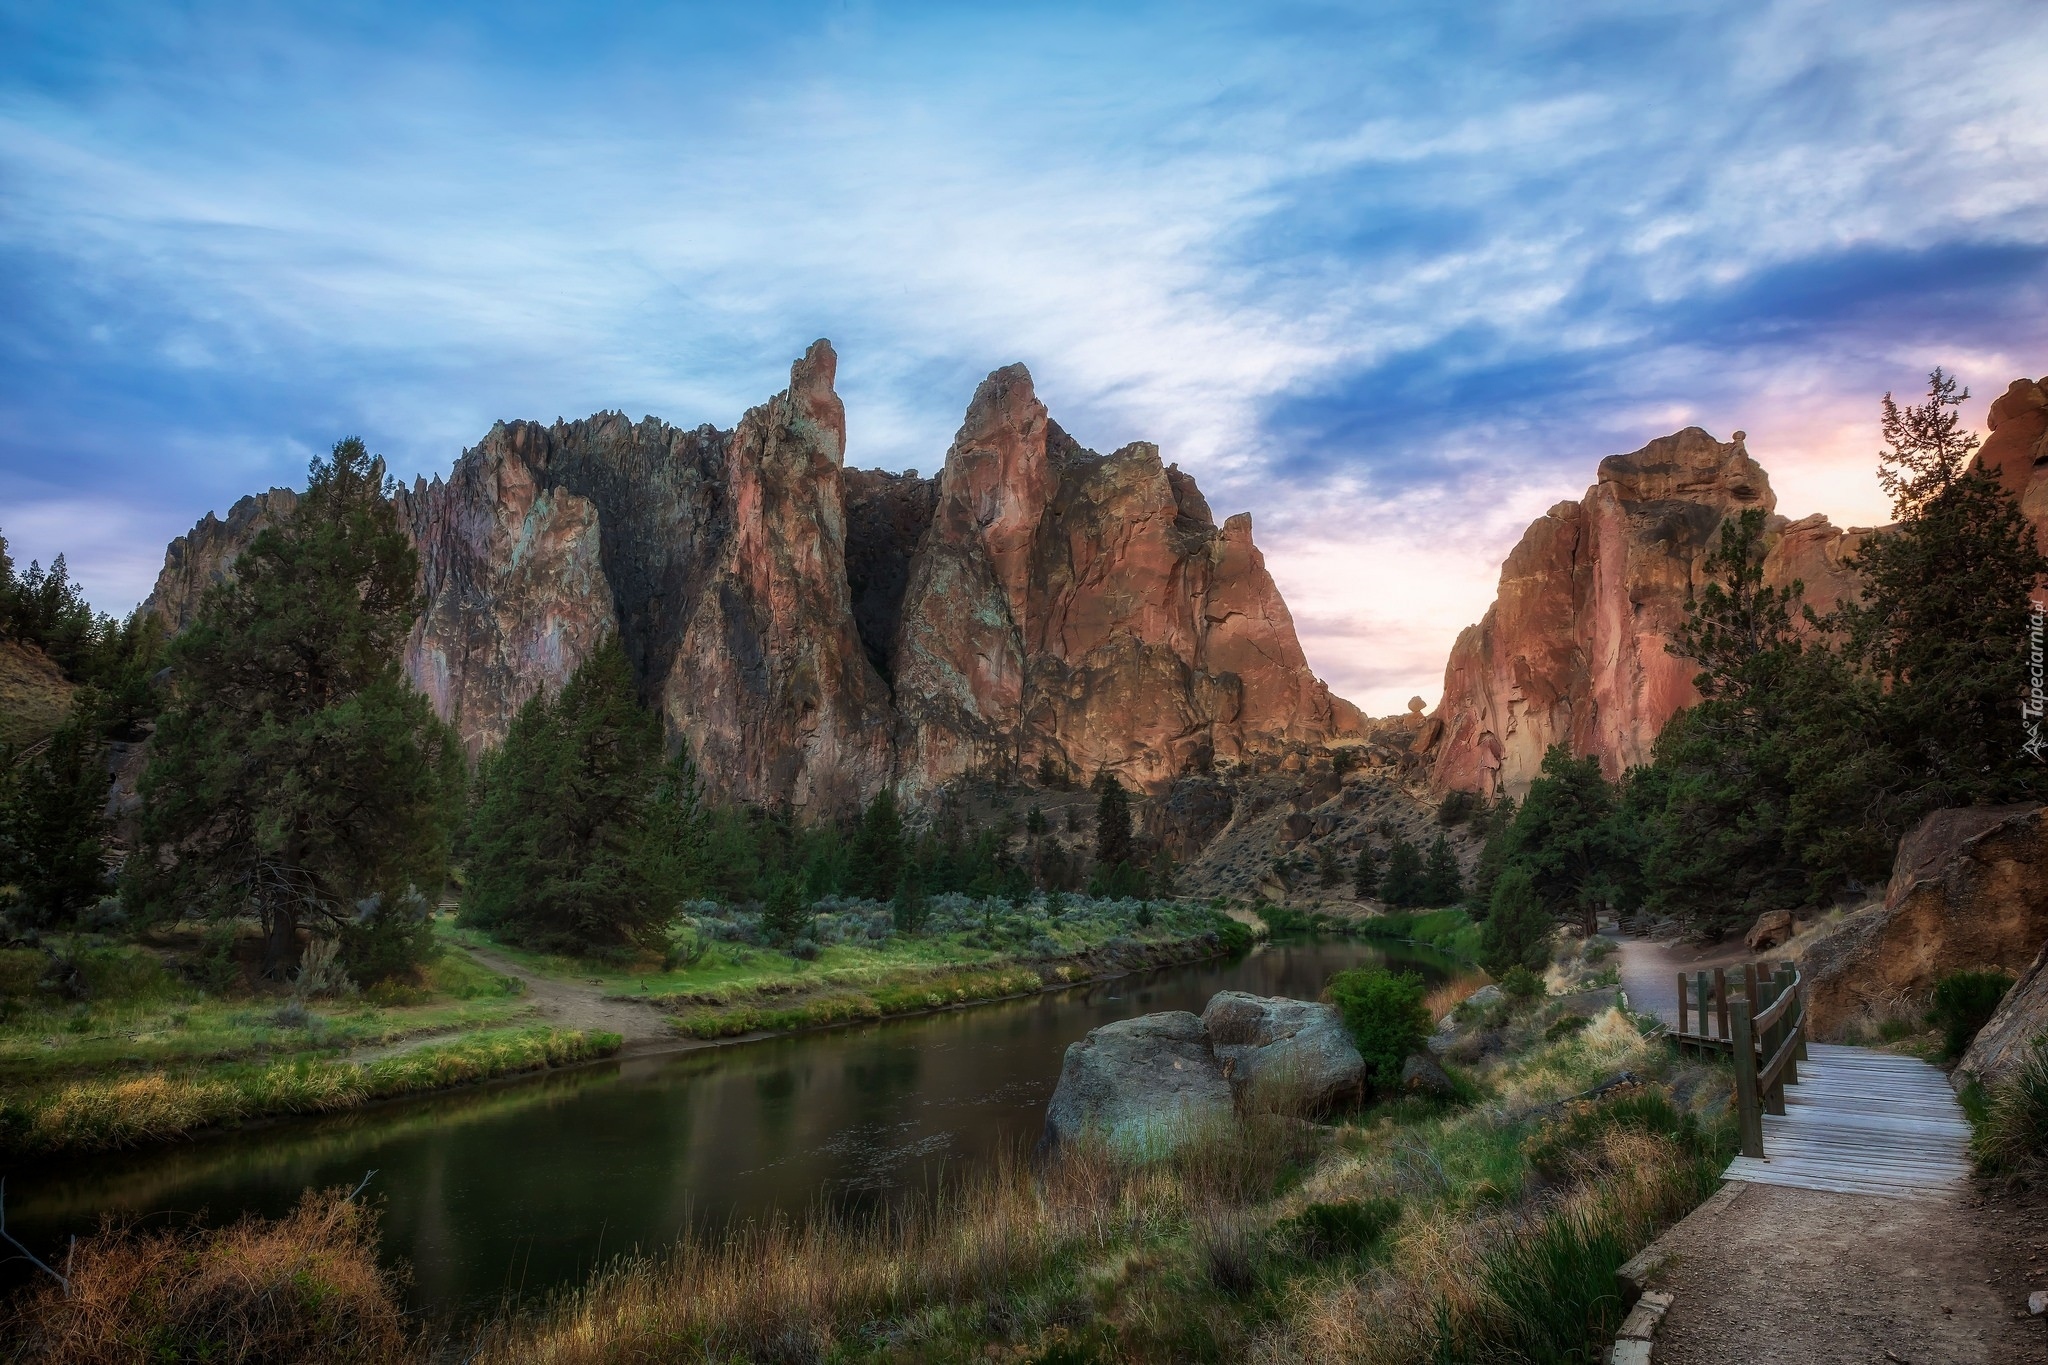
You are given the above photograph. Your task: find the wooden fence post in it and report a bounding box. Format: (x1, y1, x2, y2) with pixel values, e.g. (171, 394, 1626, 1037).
(1713, 967, 1730, 1041)
(1757, 972, 1786, 1115)
(1731, 1000, 1763, 1158)
(1773, 964, 1799, 1091)
(1677, 971, 1689, 1043)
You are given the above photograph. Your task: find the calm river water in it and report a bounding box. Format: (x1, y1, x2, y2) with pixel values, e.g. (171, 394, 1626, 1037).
(6, 937, 1451, 1319)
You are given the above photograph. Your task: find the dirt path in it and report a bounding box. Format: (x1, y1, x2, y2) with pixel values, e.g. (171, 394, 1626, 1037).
(454, 942, 676, 1045)
(1612, 932, 1754, 1025)
(1647, 1179, 2041, 1364)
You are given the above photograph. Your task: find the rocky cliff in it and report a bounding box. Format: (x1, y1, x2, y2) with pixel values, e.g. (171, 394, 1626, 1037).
(1973, 374, 2048, 552)
(1419, 428, 1866, 798)
(142, 488, 299, 632)
(890, 365, 1362, 793)
(148, 344, 1356, 812)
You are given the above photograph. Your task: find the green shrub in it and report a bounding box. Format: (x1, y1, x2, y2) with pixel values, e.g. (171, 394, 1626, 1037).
(1327, 967, 1429, 1089)
(1544, 1013, 1590, 1042)
(1928, 970, 2012, 1058)
(1278, 1196, 1402, 1258)
(1500, 965, 1546, 1000)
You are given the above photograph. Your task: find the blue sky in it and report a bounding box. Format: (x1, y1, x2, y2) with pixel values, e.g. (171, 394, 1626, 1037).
(4, 0, 2046, 712)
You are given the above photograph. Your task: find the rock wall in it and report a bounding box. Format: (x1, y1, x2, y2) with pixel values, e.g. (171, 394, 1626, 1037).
(1802, 804, 2048, 1036)
(892, 365, 1363, 793)
(1955, 937, 2048, 1091)
(1973, 375, 2048, 554)
(147, 345, 1357, 813)
(1419, 428, 1865, 798)
(143, 488, 299, 632)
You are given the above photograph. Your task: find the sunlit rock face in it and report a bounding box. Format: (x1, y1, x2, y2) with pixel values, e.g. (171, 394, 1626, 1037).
(147, 345, 1359, 814)
(1419, 428, 1865, 800)
(1974, 374, 2048, 554)
(890, 364, 1363, 794)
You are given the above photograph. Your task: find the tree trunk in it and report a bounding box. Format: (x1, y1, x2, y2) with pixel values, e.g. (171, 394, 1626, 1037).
(261, 904, 300, 978)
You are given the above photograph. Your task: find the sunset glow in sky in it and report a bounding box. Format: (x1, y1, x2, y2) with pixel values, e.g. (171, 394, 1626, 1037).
(4, 1, 2047, 713)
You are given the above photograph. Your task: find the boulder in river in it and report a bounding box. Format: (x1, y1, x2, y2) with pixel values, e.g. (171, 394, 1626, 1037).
(1041, 1010, 1234, 1156)
(1201, 990, 1366, 1110)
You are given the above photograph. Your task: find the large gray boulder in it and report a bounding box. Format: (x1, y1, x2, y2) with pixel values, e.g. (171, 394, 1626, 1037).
(1202, 990, 1367, 1109)
(1041, 1011, 1234, 1156)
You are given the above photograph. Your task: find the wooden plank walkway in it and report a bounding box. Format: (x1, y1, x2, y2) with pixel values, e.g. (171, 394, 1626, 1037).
(1722, 1043, 1972, 1199)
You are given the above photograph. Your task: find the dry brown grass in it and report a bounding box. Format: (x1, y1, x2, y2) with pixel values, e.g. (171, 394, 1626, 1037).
(3, 1189, 419, 1365)
(1422, 973, 1489, 1022)
(473, 1116, 1325, 1365)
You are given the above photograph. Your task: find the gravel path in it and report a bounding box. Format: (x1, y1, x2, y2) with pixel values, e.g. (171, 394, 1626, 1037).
(454, 942, 676, 1045)
(1648, 1179, 2040, 1364)
(1612, 932, 1755, 1025)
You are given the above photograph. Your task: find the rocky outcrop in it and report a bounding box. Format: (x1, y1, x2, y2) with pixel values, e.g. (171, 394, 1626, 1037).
(892, 365, 1362, 793)
(143, 488, 298, 632)
(1973, 375, 2048, 554)
(1201, 990, 1366, 1109)
(1041, 1010, 1235, 1155)
(1802, 804, 2048, 1035)
(148, 345, 1360, 816)
(1955, 938, 2048, 1090)
(394, 341, 893, 810)
(1420, 429, 1865, 798)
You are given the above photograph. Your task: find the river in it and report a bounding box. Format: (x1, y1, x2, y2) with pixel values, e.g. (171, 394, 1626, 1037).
(5, 936, 1453, 1320)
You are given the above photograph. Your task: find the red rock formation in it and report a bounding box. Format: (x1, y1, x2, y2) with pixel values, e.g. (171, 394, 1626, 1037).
(892, 365, 1362, 793)
(146, 345, 1355, 811)
(143, 488, 299, 632)
(1421, 428, 1864, 798)
(1972, 374, 2048, 553)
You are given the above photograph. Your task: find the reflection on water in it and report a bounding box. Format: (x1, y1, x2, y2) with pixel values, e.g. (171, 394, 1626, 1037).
(5, 937, 1450, 1319)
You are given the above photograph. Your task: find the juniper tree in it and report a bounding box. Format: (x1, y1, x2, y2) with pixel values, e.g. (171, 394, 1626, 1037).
(0, 692, 111, 927)
(1351, 843, 1380, 899)
(1378, 837, 1424, 907)
(1420, 832, 1463, 907)
(1093, 771, 1133, 871)
(129, 439, 462, 979)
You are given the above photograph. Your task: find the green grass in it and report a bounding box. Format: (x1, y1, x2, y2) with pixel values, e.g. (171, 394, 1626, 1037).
(0, 1025, 620, 1157)
(0, 935, 529, 1088)
(1355, 907, 1485, 963)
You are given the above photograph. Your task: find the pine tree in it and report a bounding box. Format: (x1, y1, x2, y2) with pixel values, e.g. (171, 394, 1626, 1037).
(891, 863, 929, 934)
(1481, 865, 1552, 975)
(1352, 843, 1380, 899)
(847, 789, 905, 901)
(460, 636, 674, 955)
(0, 693, 111, 927)
(1379, 837, 1424, 907)
(1420, 832, 1463, 907)
(1093, 771, 1133, 871)
(1315, 843, 1342, 888)
(128, 439, 462, 979)
(762, 873, 807, 947)
(1466, 795, 1516, 917)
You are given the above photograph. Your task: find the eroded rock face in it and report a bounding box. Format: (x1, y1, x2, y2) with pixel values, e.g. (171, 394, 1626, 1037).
(1974, 375, 2048, 554)
(1422, 429, 1865, 798)
(143, 488, 299, 632)
(147, 345, 1357, 817)
(1201, 990, 1365, 1109)
(893, 365, 1362, 793)
(1955, 938, 2048, 1091)
(1803, 804, 2048, 1035)
(1040, 1010, 1234, 1155)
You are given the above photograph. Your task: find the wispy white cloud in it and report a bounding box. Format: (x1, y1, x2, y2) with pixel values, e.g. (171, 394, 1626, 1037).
(2, 0, 2046, 713)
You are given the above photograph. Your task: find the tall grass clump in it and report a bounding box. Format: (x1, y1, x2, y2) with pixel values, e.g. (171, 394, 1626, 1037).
(2, 1188, 420, 1365)
(1973, 1038, 2048, 1182)
(1927, 969, 2011, 1059)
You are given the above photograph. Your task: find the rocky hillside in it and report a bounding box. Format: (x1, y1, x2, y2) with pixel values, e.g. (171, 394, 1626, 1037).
(147, 342, 1362, 814)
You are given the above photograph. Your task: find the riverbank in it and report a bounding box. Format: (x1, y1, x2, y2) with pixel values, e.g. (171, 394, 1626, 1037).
(0, 903, 1252, 1162)
(7, 973, 1735, 1363)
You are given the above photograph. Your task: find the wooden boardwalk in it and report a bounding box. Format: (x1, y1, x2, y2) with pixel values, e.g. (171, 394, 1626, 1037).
(1722, 1042, 1972, 1199)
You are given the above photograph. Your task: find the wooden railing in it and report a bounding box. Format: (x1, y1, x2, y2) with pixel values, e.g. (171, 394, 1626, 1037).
(1668, 960, 1807, 1159)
